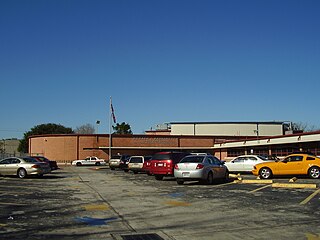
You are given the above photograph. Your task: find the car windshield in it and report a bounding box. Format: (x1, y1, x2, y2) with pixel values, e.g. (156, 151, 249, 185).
(152, 154, 171, 160)
(257, 155, 268, 161)
(23, 157, 38, 163)
(180, 156, 205, 163)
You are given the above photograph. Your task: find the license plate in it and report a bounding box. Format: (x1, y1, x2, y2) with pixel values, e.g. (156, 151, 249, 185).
(157, 163, 163, 167)
(182, 172, 190, 177)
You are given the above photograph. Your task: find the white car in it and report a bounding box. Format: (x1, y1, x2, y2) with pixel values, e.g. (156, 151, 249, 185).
(224, 155, 271, 173)
(174, 154, 229, 185)
(72, 156, 106, 166)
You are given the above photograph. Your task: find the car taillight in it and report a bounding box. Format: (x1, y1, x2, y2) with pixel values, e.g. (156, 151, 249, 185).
(32, 165, 40, 169)
(174, 164, 179, 170)
(196, 164, 204, 169)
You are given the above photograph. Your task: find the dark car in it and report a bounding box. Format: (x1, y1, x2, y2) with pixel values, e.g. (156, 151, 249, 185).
(31, 156, 59, 171)
(149, 152, 190, 180)
(119, 157, 131, 172)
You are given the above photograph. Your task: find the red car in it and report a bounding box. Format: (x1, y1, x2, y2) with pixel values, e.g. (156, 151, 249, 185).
(149, 152, 190, 180)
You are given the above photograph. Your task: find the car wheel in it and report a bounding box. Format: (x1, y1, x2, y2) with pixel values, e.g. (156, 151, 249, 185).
(110, 167, 115, 170)
(124, 169, 129, 172)
(133, 171, 138, 174)
(155, 175, 163, 180)
(17, 168, 27, 179)
(177, 179, 184, 185)
(95, 162, 101, 166)
(206, 172, 214, 185)
(76, 162, 82, 167)
(259, 167, 272, 179)
(308, 166, 320, 179)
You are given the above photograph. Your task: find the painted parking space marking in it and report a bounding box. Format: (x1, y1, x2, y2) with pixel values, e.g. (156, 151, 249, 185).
(240, 179, 273, 184)
(300, 189, 320, 205)
(83, 204, 110, 211)
(249, 184, 272, 193)
(305, 233, 320, 240)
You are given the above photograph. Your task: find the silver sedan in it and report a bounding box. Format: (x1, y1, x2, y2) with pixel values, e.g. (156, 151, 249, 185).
(0, 157, 51, 178)
(174, 154, 229, 185)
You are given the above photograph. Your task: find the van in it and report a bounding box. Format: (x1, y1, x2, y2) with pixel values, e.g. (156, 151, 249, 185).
(128, 156, 152, 174)
(149, 152, 190, 180)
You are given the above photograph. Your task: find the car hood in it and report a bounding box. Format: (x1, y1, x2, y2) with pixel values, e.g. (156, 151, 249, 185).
(255, 161, 280, 168)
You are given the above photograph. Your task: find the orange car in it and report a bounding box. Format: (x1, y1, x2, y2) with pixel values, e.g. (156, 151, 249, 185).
(252, 153, 320, 179)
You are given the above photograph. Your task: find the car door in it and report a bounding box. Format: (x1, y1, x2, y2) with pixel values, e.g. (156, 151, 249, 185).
(209, 156, 225, 178)
(5, 158, 19, 175)
(84, 157, 91, 165)
(0, 159, 11, 175)
(229, 157, 245, 172)
(276, 155, 304, 175)
(243, 156, 257, 171)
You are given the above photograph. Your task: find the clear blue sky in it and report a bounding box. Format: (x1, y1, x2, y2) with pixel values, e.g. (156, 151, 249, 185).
(1, 0, 320, 139)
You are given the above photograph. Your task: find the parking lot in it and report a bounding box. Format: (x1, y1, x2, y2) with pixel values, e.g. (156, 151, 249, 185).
(0, 166, 319, 240)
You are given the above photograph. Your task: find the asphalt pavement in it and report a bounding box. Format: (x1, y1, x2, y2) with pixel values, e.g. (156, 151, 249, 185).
(0, 166, 320, 240)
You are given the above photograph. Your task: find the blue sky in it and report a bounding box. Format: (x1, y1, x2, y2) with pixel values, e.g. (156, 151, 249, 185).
(1, 0, 320, 139)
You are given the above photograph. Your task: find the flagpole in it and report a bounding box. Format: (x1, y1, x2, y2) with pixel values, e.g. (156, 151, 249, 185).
(109, 96, 112, 161)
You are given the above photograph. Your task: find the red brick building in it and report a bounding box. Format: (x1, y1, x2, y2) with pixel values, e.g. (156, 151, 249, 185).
(29, 134, 248, 163)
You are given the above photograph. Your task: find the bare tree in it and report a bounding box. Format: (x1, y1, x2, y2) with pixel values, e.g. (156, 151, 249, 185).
(74, 123, 95, 134)
(292, 122, 320, 132)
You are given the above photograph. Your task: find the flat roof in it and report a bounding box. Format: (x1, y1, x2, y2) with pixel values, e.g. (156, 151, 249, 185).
(170, 121, 285, 125)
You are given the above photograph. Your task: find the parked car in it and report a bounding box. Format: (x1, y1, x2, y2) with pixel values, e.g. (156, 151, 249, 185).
(252, 153, 320, 179)
(143, 157, 153, 175)
(174, 154, 229, 185)
(119, 157, 131, 172)
(224, 155, 272, 173)
(109, 155, 131, 170)
(149, 152, 190, 180)
(0, 157, 51, 179)
(31, 156, 59, 171)
(72, 156, 106, 166)
(128, 156, 152, 174)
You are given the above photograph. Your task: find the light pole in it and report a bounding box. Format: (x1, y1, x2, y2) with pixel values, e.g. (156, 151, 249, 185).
(96, 120, 100, 134)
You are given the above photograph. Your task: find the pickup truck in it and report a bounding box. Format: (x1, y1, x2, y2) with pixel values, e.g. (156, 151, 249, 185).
(71, 156, 106, 166)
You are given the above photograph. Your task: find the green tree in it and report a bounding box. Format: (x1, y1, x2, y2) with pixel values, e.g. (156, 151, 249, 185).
(18, 123, 74, 153)
(112, 122, 133, 134)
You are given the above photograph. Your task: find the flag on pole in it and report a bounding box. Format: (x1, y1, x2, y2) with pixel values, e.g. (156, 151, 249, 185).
(110, 99, 116, 123)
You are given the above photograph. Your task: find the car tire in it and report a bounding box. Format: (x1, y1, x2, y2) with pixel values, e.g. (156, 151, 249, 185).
(95, 162, 101, 166)
(308, 166, 320, 179)
(177, 179, 184, 185)
(133, 171, 138, 174)
(206, 172, 214, 185)
(124, 169, 129, 172)
(259, 167, 272, 179)
(155, 175, 163, 180)
(76, 162, 82, 167)
(17, 168, 27, 179)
